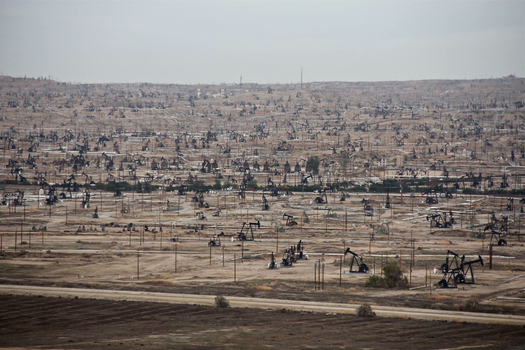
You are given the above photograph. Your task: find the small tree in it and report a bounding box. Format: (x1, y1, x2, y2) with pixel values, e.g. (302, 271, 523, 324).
(222, 181, 232, 189)
(247, 179, 258, 189)
(212, 179, 222, 190)
(365, 263, 408, 288)
(215, 295, 230, 308)
(364, 275, 386, 288)
(383, 263, 408, 288)
(305, 156, 320, 175)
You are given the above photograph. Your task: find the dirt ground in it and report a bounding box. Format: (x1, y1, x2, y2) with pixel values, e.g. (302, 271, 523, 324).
(1, 294, 524, 350)
(1, 76, 525, 347)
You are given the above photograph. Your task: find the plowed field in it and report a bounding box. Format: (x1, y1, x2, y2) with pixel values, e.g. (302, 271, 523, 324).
(1, 295, 524, 349)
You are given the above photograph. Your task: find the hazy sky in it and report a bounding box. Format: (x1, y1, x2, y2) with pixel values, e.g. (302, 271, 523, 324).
(0, 0, 523, 84)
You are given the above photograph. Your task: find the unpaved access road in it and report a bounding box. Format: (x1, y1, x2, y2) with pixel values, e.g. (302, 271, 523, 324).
(1, 284, 524, 326)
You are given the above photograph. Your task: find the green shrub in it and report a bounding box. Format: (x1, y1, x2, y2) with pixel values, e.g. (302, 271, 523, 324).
(365, 263, 408, 288)
(383, 263, 408, 288)
(212, 179, 222, 190)
(247, 179, 258, 189)
(365, 275, 386, 288)
(215, 295, 230, 308)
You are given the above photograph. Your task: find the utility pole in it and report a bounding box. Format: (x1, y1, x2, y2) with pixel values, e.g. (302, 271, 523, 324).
(318, 260, 321, 290)
(322, 262, 325, 290)
(137, 250, 140, 280)
(339, 256, 342, 287)
(314, 262, 317, 290)
(234, 253, 237, 283)
(174, 244, 177, 273)
(276, 229, 279, 253)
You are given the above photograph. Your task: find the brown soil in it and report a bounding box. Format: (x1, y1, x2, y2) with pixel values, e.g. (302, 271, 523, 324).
(1, 294, 524, 350)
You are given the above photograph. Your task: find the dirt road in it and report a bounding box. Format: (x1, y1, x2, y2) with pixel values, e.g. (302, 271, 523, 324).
(1, 284, 523, 326)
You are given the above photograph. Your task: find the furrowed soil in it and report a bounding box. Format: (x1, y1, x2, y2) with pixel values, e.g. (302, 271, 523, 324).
(1, 294, 524, 350)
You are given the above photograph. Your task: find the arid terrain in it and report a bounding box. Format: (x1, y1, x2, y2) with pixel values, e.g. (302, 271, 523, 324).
(1, 75, 525, 348)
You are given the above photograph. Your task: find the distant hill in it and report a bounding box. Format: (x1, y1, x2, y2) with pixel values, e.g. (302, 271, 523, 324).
(0, 75, 523, 110)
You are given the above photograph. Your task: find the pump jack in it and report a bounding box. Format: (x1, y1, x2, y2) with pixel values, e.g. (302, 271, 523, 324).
(296, 240, 306, 260)
(262, 195, 269, 210)
(438, 250, 483, 288)
(283, 213, 298, 226)
(237, 221, 259, 241)
(486, 228, 507, 246)
(484, 213, 508, 246)
(362, 199, 374, 216)
(344, 248, 369, 273)
(425, 192, 439, 205)
(208, 232, 224, 247)
(268, 252, 279, 269)
(427, 212, 454, 228)
(281, 247, 295, 267)
(314, 189, 328, 204)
